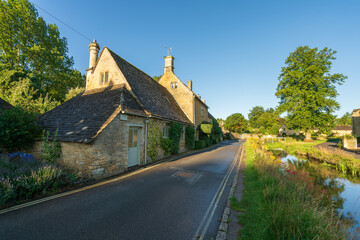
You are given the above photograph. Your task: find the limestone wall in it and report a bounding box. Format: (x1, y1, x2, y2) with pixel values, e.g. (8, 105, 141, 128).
(194, 97, 209, 127)
(352, 116, 360, 137)
(31, 114, 190, 179)
(86, 48, 127, 91)
(158, 72, 194, 123)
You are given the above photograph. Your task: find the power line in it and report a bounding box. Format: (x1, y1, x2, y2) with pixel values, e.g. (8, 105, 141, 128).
(29, 1, 92, 42)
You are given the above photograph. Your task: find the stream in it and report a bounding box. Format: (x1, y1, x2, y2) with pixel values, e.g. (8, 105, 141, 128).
(275, 150, 360, 232)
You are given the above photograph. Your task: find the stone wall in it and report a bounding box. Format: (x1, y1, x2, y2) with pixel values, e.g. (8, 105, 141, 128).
(352, 115, 360, 137)
(31, 114, 190, 179)
(343, 137, 357, 150)
(86, 48, 127, 91)
(158, 71, 194, 122)
(194, 97, 209, 127)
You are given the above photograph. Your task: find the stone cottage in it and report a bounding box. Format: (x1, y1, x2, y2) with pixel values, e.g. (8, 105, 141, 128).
(33, 40, 192, 178)
(331, 125, 352, 136)
(352, 109, 360, 137)
(158, 56, 210, 139)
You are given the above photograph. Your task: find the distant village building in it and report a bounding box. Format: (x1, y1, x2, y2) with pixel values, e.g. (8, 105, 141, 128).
(352, 109, 360, 137)
(279, 124, 300, 136)
(31, 40, 211, 178)
(331, 125, 352, 136)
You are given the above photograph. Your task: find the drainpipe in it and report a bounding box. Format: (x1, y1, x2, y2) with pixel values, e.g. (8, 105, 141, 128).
(144, 118, 149, 165)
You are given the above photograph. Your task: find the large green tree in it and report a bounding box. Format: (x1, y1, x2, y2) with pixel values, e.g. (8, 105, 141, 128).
(276, 46, 346, 141)
(224, 113, 248, 134)
(0, 0, 84, 113)
(248, 106, 265, 128)
(335, 112, 352, 126)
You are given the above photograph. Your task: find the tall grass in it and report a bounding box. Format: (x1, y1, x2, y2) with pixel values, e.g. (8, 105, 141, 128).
(238, 139, 352, 239)
(267, 141, 360, 177)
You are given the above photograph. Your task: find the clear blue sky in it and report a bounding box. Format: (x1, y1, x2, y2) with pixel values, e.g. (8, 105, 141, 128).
(31, 0, 360, 120)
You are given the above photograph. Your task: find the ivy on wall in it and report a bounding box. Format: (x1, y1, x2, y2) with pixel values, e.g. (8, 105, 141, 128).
(160, 122, 183, 155)
(185, 126, 195, 150)
(147, 122, 162, 161)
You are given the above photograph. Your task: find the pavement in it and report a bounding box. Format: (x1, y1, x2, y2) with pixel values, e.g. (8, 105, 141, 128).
(0, 140, 242, 240)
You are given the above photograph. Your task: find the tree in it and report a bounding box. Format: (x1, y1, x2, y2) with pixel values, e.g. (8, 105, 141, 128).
(335, 112, 352, 126)
(276, 46, 346, 141)
(224, 113, 248, 134)
(248, 106, 265, 128)
(65, 86, 85, 101)
(153, 76, 161, 82)
(0, 0, 84, 110)
(256, 108, 279, 131)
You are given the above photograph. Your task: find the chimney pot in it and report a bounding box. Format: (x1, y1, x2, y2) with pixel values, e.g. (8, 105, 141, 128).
(88, 40, 100, 70)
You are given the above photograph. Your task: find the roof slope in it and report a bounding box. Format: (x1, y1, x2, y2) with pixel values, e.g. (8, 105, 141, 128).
(0, 98, 13, 111)
(108, 49, 191, 124)
(39, 84, 146, 143)
(333, 125, 352, 131)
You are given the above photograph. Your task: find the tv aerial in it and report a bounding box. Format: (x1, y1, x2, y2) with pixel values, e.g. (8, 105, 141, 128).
(162, 46, 173, 56)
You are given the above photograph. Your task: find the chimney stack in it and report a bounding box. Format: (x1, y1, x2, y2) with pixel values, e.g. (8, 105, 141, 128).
(88, 39, 100, 70)
(164, 55, 174, 73)
(187, 80, 192, 90)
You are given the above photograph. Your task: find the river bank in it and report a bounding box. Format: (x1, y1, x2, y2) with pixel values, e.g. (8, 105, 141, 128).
(234, 139, 352, 239)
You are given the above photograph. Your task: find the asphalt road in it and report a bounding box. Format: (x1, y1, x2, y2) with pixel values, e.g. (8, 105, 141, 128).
(0, 140, 242, 240)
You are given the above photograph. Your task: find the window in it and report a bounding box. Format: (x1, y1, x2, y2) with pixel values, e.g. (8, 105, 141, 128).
(128, 127, 138, 147)
(101, 73, 104, 84)
(163, 124, 170, 138)
(201, 107, 204, 117)
(100, 72, 109, 84)
(170, 82, 177, 89)
(105, 72, 109, 83)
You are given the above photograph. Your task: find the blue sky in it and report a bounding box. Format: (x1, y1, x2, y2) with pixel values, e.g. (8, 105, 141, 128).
(31, 0, 360, 120)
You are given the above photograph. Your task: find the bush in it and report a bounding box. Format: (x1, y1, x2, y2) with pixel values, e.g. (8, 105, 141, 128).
(147, 122, 161, 161)
(195, 140, 206, 149)
(169, 123, 182, 154)
(41, 130, 61, 163)
(185, 126, 195, 150)
(160, 138, 173, 156)
(0, 107, 40, 151)
(0, 154, 76, 205)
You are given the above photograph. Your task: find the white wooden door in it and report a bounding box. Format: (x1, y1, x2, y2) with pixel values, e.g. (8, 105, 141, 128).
(128, 127, 140, 167)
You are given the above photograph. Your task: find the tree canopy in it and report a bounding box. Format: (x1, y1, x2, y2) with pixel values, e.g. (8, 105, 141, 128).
(275, 46, 346, 137)
(0, 0, 84, 113)
(335, 112, 352, 126)
(248, 106, 265, 128)
(224, 113, 247, 134)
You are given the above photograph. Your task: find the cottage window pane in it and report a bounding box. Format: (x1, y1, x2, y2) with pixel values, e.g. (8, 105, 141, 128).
(101, 73, 104, 83)
(105, 72, 109, 83)
(128, 129, 133, 147)
(133, 129, 138, 147)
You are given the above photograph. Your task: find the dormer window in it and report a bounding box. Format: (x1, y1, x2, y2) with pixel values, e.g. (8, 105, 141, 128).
(171, 82, 177, 89)
(101, 72, 109, 84)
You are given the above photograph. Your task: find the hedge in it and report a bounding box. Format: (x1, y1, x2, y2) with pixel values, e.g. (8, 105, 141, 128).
(195, 140, 206, 149)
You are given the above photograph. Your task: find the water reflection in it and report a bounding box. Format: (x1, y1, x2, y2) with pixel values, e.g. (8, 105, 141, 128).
(274, 150, 360, 231)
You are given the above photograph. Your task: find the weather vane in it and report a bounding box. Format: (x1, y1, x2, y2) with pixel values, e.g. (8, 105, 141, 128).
(162, 46, 173, 56)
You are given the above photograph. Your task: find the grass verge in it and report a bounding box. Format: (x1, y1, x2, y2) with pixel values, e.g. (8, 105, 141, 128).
(236, 139, 352, 239)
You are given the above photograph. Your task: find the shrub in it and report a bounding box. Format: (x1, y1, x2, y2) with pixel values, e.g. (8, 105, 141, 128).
(168, 123, 182, 154)
(195, 140, 206, 149)
(337, 141, 343, 149)
(41, 130, 62, 163)
(200, 123, 212, 135)
(185, 126, 195, 150)
(147, 122, 161, 161)
(160, 138, 173, 156)
(0, 107, 40, 151)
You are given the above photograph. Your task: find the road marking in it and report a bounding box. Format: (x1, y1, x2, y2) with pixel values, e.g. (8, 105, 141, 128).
(191, 142, 243, 240)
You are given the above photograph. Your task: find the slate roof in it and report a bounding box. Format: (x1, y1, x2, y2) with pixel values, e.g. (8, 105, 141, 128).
(333, 125, 352, 131)
(108, 49, 191, 124)
(39, 84, 146, 143)
(0, 98, 13, 111)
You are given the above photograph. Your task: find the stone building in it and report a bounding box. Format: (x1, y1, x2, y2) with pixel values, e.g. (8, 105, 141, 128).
(158, 56, 210, 139)
(32, 40, 192, 178)
(331, 125, 352, 136)
(352, 109, 360, 137)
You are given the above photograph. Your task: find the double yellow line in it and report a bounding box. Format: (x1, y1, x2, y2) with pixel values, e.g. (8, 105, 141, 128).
(191, 142, 244, 240)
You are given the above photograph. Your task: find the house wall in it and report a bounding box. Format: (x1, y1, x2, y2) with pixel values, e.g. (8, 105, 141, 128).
(194, 98, 210, 127)
(86, 48, 127, 91)
(158, 72, 194, 123)
(352, 116, 360, 137)
(31, 114, 189, 179)
(331, 129, 352, 136)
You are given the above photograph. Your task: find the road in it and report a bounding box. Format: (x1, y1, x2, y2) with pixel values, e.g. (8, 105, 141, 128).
(0, 140, 242, 240)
